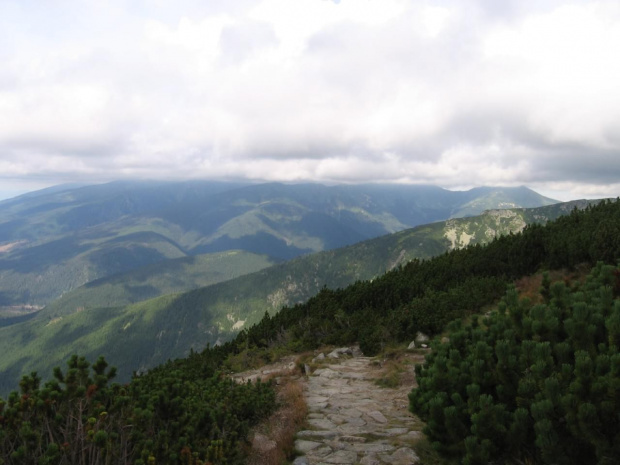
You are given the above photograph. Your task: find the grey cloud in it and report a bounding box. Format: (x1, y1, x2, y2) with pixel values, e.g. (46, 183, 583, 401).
(0, 0, 618, 201)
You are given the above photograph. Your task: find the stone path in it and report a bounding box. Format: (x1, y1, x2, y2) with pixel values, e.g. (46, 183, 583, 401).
(293, 349, 424, 465)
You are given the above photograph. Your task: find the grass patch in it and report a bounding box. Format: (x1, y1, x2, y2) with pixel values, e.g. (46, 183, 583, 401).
(374, 345, 416, 388)
(246, 377, 308, 465)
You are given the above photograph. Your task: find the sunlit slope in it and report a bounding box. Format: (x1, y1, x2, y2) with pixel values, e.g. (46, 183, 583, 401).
(42, 250, 278, 316)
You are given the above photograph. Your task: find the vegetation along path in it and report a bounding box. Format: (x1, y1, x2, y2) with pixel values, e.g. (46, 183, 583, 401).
(294, 347, 425, 465)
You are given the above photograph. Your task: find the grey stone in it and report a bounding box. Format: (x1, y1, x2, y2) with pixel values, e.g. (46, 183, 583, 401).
(295, 439, 322, 453)
(339, 435, 367, 443)
(366, 410, 388, 424)
(293, 457, 310, 465)
(309, 402, 328, 411)
(407, 341, 416, 349)
(312, 446, 334, 458)
(315, 368, 340, 378)
(388, 447, 420, 464)
(305, 363, 312, 375)
(313, 353, 326, 362)
(297, 430, 338, 439)
(338, 416, 366, 427)
(327, 347, 353, 359)
(359, 456, 381, 465)
(415, 331, 429, 343)
(373, 427, 409, 437)
(351, 443, 395, 453)
(322, 450, 358, 464)
(338, 408, 362, 418)
(308, 418, 338, 430)
(397, 430, 423, 442)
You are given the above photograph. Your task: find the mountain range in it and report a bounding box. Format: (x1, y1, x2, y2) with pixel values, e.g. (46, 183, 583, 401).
(0, 181, 556, 311)
(0, 193, 594, 395)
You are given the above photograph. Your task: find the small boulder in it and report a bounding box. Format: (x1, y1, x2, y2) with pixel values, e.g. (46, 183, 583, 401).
(407, 341, 416, 350)
(327, 347, 353, 359)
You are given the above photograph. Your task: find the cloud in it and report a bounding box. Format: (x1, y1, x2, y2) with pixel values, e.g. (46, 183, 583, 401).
(0, 0, 619, 200)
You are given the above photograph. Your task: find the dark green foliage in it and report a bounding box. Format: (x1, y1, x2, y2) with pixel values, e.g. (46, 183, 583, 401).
(230, 200, 620, 358)
(0, 350, 276, 464)
(409, 262, 620, 465)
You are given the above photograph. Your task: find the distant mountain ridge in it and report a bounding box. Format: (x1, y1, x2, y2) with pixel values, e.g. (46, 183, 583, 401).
(0, 198, 594, 395)
(0, 181, 556, 308)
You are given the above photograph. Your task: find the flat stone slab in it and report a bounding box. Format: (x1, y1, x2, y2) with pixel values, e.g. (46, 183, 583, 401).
(297, 430, 338, 440)
(337, 408, 363, 418)
(338, 435, 367, 443)
(397, 430, 423, 442)
(373, 427, 409, 437)
(337, 416, 366, 427)
(350, 443, 396, 454)
(365, 410, 388, 424)
(359, 456, 381, 465)
(308, 418, 338, 430)
(380, 447, 420, 464)
(295, 439, 323, 453)
(322, 450, 358, 464)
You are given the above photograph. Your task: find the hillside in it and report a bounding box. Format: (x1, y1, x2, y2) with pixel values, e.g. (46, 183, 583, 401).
(0, 200, 591, 394)
(0, 181, 556, 308)
(43, 250, 277, 315)
(2, 199, 618, 465)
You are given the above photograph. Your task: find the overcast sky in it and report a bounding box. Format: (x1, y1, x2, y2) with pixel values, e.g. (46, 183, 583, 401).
(1, 0, 619, 201)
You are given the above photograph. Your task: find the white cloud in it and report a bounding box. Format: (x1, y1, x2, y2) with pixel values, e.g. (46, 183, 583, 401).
(0, 0, 619, 200)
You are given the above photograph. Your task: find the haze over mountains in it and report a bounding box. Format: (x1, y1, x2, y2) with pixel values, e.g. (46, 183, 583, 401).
(0, 180, 581, 393)
(0, 180, 556, 310)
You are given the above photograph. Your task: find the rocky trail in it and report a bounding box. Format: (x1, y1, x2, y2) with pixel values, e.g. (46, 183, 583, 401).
(234, 346, 428, 465)
(292, 347, 425, 465)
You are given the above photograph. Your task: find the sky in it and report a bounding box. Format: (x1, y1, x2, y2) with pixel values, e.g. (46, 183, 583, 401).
(1, 0, 619, 201)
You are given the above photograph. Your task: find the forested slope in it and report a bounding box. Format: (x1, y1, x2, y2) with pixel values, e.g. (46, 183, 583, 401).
(0, 200, 594, 393)
(1, 200, 619, 464)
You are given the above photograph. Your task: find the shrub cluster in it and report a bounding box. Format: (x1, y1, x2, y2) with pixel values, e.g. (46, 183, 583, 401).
(410, 263, 620, 465)
(0, 351, 275, 465)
